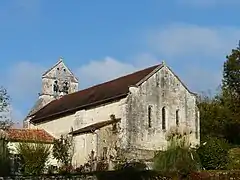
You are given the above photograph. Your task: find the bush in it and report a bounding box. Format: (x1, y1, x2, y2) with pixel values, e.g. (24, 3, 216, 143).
(197, 137, 230, 170)
(227, 148, 240, 170)
(52, 135, 74, 169)
(114, 160, 147, 171)
(16, 142, 51, 175)
(0, 138, 11, 176)
(153, 126, 201, 178)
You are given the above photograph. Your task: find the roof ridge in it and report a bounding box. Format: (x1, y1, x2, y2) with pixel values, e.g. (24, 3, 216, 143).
(31, 63, 161, 122)
(62, 63, 161, 97)
(42, 58, 63, 77)
(8, 128, 43, 131)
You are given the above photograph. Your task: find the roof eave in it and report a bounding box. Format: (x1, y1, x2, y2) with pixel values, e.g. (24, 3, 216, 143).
(30, 93, 128, 124)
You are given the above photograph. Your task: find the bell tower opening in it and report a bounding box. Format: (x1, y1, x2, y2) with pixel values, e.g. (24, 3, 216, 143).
(24, 57, 79, 128)
(40, 57, 78, 100)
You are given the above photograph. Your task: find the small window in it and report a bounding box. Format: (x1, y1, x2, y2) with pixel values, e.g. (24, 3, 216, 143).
(103, 147, 108, 160)
(161, 77, 165, 88)
(148, 105, 152, 128)
(162, 107, 166, 130)
(195, 111, 199, 139)
(176, 110, 179, 126)
(156, 74, 160, 87)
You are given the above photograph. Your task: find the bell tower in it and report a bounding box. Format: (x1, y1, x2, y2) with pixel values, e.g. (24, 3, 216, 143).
(40, 57, 78, 100)
(24, 57, 79, 128)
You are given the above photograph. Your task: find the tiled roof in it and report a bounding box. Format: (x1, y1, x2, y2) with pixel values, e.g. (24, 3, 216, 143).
(70, 118, 121, 136)
(30, 64, 160, 123)
(7, 129, 54, 143)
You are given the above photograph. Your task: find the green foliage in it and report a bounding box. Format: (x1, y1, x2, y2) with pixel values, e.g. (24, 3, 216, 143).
(198, 94, 230, 141)
(198, 90, 240, 144)
(223, 47, 240, 97)
(16, 142, 51, 175)
(153, 126, 201, 177)
(52, 135, 74, 168)
(0, 87, 9, 112)
(197, 137, 230, 170)
(0, 87, 13, 130)
(114, 160, 147, 171)
(0, 137, 11, 176)
(197, 44, 240, 145)
(227, 148, 240, 170)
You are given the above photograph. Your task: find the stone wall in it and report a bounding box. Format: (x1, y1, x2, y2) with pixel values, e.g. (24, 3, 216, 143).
(41, 60, 78, 96)
(0, 175, 96, 180)
(30, 99, 127, 167)
(125, 65, 200, 159)
(28, 63, 200, 167)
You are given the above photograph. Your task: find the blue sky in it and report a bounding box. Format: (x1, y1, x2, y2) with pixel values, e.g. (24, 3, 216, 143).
(1, 0, 240, 126)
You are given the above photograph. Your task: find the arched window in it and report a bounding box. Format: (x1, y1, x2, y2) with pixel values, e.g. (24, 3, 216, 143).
(176, 109, 179, 126)
(148, 105, 152, 128)
(162, 107, 166, 130)
(195, 110, 199, 139)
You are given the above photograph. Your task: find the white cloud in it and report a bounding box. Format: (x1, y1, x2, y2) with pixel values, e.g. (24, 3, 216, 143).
(4, 23, 239, 125)
(145, 23, 238, 93)
(76, 54, 160, 88)
(148, 23, 240, 58)
(6, 61, 45, 102)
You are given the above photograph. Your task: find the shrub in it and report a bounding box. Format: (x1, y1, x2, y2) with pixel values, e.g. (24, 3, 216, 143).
(0, 137, 11, 176)
(197, 137, 230, 170)
(114, 160, 147, 171)
(153, 126, 201, 178)
(16, 142, 51, 175)
(52, 135, 74, 170)
(227, 148, 240, 170)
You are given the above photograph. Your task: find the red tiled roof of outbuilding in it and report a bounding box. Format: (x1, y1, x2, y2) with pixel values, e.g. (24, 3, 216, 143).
(7, 128, 54, 143)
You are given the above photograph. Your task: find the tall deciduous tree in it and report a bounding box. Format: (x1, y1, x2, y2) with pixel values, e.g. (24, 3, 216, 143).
(52, 135, 74, 170)
(223, 46, 240, 97)
(0, 87, 13, 129)
(198, 44, 240, 145)
(221, 44, 240, 144)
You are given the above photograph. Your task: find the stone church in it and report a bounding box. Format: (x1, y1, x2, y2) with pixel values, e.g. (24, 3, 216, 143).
(23, 58, 200, 168)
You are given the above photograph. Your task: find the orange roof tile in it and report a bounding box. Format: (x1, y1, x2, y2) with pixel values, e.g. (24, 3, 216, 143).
(7, 128, 54, 143)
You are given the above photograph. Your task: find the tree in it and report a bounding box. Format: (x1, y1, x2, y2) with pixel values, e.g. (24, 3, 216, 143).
(0, 130, 11, 176)
(0, 87, 13, 130)
(52, 135, 74, 170)
(0, 87, 12, 176)
(197, 93, 230, 141)
(220, 44, 240, 144)
(223, 46, 240, 97)
(16, 142, 51, 175)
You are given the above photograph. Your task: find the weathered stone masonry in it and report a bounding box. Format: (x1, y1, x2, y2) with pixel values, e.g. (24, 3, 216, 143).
(24, 60, 200, 167)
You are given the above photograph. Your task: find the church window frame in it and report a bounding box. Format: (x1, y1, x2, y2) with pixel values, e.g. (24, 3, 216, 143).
(162, 107, 166, 130)
(148, 105, 152, 128)
(176, 109, 180, 126)
(102, 147, 108, 160)
(195, 110, 199, 139)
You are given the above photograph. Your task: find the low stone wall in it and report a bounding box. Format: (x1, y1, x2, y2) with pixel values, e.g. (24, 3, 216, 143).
(3, 170, 240, 180)
(0, 175, 97, 180)
(0, 170, 164, 180)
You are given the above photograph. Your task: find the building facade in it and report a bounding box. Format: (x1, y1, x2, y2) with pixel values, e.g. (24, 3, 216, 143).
(24, 59, 200, 168)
